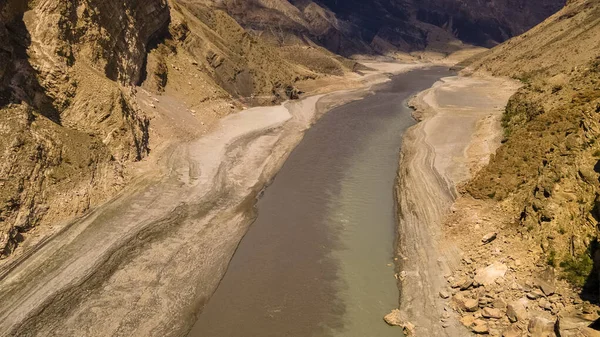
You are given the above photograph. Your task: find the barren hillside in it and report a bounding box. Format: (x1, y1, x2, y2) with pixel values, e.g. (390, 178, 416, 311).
(464, 0, 600, 303)
(0, 0, 356, 259)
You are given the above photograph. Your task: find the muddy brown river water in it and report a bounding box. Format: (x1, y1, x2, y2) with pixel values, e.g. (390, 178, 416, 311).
(188, 68, 453, 337)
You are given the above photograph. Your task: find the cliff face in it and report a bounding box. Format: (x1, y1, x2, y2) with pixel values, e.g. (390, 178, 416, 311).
(464, 0, 600, 290)
(0, 0, 170, 257)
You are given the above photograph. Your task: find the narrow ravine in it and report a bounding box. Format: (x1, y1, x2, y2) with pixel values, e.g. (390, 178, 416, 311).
(188, 68, 454, 337)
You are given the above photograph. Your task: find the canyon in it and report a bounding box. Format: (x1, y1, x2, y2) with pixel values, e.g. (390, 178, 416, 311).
(2, 0, 599, 336)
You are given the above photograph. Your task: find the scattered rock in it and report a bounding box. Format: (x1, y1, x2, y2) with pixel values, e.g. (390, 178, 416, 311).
(502, 325, 522, 337)
(507, 299, 528, 323)
(452, 278, 474, 290)
(528, 315, 555, 336)
(461, 314, 476, 327)
(475, 262, 508, 286)
(383, 309, 415, 335)
(440, 291, 450, 299)
(483, 307, 504, 319)
(482, 232, 498, 244)
(493, 298, 507, 309)
(472, 319, 490, 334)
(527, 289, 544, 300)
(453, 294, 479, 312)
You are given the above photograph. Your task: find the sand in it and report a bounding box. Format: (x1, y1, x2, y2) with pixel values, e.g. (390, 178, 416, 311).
(395, 75, 520, 335)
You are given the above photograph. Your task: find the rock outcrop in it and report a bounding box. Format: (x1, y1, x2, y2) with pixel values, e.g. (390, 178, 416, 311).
(0, 0, 170, 258)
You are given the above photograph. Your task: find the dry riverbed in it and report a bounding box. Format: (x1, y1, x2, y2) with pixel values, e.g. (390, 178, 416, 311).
(391, 75, 521, 336)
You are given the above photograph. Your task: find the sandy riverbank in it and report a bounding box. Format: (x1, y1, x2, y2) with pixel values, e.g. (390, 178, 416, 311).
(394, 75, 520, 335)
(0, 62, 426, 336)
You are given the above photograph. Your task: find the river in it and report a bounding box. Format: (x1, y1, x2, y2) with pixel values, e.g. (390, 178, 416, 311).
(188, 67, 453, 337)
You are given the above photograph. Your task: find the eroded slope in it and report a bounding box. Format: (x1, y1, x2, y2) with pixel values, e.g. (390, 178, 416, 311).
(465, 0, 600, 284)
(0, 0, 357, 259)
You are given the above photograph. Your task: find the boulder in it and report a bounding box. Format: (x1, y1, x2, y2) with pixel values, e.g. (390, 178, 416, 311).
(502, 325, 522, 337)
(472, 319, 489, 334)
(527, 289, 545, 300)
(537, 279, 556, 296)
(539, 298, 552, 311)
(528, 315, 555, 337)
(537, 268, 557, 296)
(483, 307, 504, 319)
(384, 309, 404, 326)
(555, 315, 599, 337)
(461, 314, 476, 327)
(482, 232, 498, 244)
(475, 263, 508, 286)
(581, 327, 600, 337)
(465, 298, 480, 312)
(493, 298, 507, 309)
(461, 279, 474, 290)
(507, 299, 528, 323)
(453, 293, 480, 312)
(383, 309, 416, 335)
(439, 290, 450, 299)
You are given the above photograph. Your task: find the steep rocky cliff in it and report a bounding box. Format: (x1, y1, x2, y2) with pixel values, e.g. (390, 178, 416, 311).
(0, 0, 170, 257)
(464, 0, 600, 292)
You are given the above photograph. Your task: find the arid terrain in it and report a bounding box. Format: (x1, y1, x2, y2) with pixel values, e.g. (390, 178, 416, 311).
(2, 0, 598, 336)
(0, 0, 564, 265)
(391, 74, 521, 336)
(387, 0, 600, 335)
